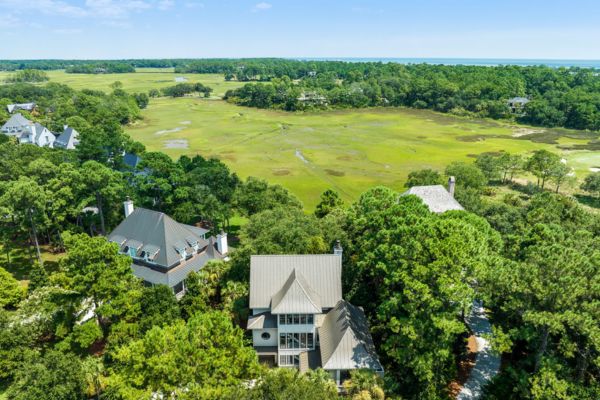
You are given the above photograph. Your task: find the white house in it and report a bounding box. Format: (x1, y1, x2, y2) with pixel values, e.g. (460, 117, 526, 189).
(1, 113, 55, 147)
(108, 199, 227, 298)
(247, 247, 383, 385)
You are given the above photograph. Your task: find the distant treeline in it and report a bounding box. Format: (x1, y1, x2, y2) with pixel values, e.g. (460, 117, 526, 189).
(5, 58, 600, 131)
(0, 59, 198, 71)
(65, 63, 136, 74)
(214, 61, 600, 132)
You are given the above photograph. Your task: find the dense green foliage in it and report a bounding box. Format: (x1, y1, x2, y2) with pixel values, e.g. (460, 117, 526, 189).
(0, 59, 196, 71)
(218, 60, 600, 131)
(4, 69, 49, 83)
(0, 266, 22, 308)
(109, 311, 260, 398)
(161, 82, 213, 97)
(65, 63, 136, 74)
(0, 71, 598, 399)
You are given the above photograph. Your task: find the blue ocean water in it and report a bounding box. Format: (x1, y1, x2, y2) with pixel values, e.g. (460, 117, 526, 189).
(296, 58, 600, 68)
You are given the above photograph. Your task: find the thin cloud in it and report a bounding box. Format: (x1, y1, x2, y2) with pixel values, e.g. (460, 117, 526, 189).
(53, 28, 83, 34)
(158, 0, 175, 10)
(0, 13, 20, 28)
(0, 0, 177, 24)
(0, 0, 88, 18)
(184, 1, 203, 8)
(253, 2, 272, 12)
(84, 0, 152, 19)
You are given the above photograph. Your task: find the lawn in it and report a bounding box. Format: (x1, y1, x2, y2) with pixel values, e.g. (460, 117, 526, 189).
(126, 97, 600, 210)
(0, 244, 63, 287)
(0, 68, 244, 97)
(2, 69, 598, 209)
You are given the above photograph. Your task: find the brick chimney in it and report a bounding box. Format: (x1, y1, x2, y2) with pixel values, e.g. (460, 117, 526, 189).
(448, 176, 456, 198)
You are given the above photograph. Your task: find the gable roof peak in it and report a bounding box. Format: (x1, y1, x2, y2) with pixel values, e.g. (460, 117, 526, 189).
(271, 268, 322, 314)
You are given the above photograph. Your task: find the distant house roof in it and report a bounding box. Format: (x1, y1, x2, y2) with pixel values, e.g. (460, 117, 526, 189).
(174, 76, 188, 82)
(54, 126, 79, 150)
(402, 185, 464, 213)
(1, 113, 32, 131)
(249, 255, 342, 310)
(270, 269, 322, 314)
(507, 97, 530, 104)
(123, 153, 142, 169)
(108, 207, 215, 269)
(318, 300, 383, 371)
(7, 103, 35, 113)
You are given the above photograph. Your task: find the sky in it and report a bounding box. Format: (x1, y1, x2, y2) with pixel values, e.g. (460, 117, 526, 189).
(1, 0, 600, 60)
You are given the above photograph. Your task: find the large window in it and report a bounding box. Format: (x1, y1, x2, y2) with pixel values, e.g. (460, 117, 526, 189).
(279, 333, 314, 350)
(279, 355, 299, 367)
(278, 314, 315, 325)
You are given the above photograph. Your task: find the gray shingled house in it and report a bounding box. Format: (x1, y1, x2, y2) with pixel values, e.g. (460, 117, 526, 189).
(108, 199, 228, 298)
(7, 103, 35, 113)
(1, 113, 55, 147)
(402, 176, 464, 213)
(54, 126, 80, 150)
(248, 251, 383, 385)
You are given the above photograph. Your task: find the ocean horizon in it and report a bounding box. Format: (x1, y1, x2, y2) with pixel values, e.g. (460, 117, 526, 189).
(295, 57, 600, 68)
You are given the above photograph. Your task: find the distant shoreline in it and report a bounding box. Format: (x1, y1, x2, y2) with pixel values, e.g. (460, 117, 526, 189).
(294, 57, 600, 68)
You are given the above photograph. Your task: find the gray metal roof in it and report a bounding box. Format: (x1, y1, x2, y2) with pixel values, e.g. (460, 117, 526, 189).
(247, 311, 277, 330)
(318, 300, 382, 371)
(1, 113, 32, 131)
(403, 185, 464, 213)
(507, 97, 530, 104)
(7, 103, 35, 113)
(249, 255, 342, 310)
(270, 269, 322, 314)
(108, 207, 215, 269)
(54, 126, 79, 149)
(123, 153, 142, 169)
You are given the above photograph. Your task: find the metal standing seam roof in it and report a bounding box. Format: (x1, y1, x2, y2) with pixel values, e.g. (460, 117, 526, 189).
(318, 300, 383, 371)
(402, 185, 464, 214)
(270, 269, 322, 314)
(249, 255, 342, 310)
(246, 311, 278, 330)
(108, 207, 216, 269)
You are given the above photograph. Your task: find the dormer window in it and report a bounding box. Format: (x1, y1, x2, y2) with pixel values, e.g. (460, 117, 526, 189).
(174, 241, 188, 261)
(185, 236, 200, 252)
(123, 239, 143, 259)
(140, 244, 160, 262)
(127, 247, 137, 258)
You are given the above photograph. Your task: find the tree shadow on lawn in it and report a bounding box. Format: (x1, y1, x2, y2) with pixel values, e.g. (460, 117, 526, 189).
(574, 194, 600, 209)
(0, 243, 62, 281)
